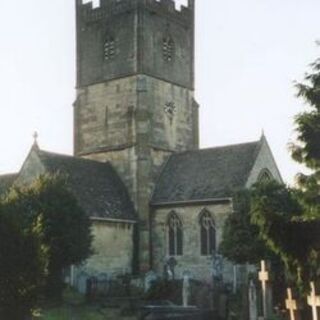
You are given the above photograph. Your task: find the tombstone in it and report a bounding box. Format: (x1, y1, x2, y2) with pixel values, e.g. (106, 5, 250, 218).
(76, 271, 89, 294)
(212, 253, 223, 282)
(285, 288, 301, 320)
(258, 260, 272, 319)
(182, 271, 191, 307)
(167, 257, 177, 280)
(145, 271, 158, 293)
(307, 282, 320, 320)
(248, 280, 258, 320)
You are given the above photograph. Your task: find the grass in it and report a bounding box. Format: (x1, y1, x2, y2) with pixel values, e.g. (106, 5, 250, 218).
(33, 288, 127, 320)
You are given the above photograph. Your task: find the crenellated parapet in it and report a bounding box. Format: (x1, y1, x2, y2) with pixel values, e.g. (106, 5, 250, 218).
(77, 0, 194, 24)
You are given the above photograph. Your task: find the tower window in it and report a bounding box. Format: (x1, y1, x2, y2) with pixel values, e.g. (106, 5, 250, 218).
(199, 210, 216, 256)
(163, 37, 174, 62)
(104, 37, 116, 61)
(167, 211, 183, 256)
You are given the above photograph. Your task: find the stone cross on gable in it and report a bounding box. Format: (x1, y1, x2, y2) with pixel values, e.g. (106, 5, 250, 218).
(308, 282, 320, 320)
(259, 260, 269, 318)
(285, 288, 298, 320)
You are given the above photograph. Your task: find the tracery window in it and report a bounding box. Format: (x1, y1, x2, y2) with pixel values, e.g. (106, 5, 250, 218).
(199, 210, 216, 256)
(258, 169, 273, 183)
(163, 36, 174, 62)
(104, 37, 116, 60)
(168, 212, 183, 256)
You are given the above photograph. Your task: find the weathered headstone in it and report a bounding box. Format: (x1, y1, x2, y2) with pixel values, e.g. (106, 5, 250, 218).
(307, 282, 320, 320)
(212, 253, 223, 281)
(285, 288, 300, 320)
(145, 270, 157, 293)
(182, 271, 191, 307)
(167, 257, 177, 280)
(76, 271, 89, 294)
(259, 260, 269, 318)
(248, 279, 258, 320)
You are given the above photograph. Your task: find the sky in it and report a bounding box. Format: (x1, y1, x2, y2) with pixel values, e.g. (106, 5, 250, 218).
(0, 0, 319, 184)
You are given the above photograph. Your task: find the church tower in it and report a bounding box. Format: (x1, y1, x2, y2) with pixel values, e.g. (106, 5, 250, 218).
(74, 0, 198, 271)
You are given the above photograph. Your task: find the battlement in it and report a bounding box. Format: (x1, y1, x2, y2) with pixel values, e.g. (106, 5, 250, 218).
(77, 0, 194, 24)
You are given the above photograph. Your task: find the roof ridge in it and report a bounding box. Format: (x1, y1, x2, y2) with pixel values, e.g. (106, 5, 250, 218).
(37, 149, 112, 167)
(172, 140, 260, 157)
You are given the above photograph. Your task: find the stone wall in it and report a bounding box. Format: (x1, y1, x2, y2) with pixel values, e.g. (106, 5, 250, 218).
(75, 75, 198, 213)
(151, 202, 235, 284)
(76, 0, 194, 89)
(83, 220, 135, 275)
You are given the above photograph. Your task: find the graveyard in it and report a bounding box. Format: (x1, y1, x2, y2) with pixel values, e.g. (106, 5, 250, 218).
(33, 259, 320, 320)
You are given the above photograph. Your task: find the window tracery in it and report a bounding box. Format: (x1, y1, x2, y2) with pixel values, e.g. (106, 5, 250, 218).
(199, 210, 216, 256)
(167, 212, 183, 256)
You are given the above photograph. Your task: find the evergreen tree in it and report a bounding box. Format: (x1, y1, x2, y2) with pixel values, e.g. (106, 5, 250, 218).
(0, 190, 46, 320)
(31, 174, 93, 300)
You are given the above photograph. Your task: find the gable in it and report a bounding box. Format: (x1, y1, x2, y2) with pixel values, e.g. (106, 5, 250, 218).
(245, 136, 283, 187)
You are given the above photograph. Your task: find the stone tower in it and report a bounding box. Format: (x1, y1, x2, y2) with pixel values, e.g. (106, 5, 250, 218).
(74, 0, 199, 271)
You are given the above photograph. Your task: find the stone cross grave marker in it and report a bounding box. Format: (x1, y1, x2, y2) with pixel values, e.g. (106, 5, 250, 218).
(308, 282, 320, 320)
(259, 260, 269, 319)
(182, 270, 191, 307)
(285, 288, 299, 320)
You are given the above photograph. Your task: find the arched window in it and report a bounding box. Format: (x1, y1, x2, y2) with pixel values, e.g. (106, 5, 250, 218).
(199, 210, 216, 256)
(258, 169, 273, 183)
(167, 212, 183, 256)
(104, 37, 116, 60)
(163, 36, 174, 62)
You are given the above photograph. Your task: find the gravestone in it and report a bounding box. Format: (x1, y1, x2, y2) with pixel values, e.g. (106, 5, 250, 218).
(307, 282, 320, 320)
(182, 271, 191, 307)
(166, 257, 177, 280)
(258, 260, 272, 319)
(211, 253, 224, 315)
(77, 271, 89, 294)
(249, 279, 258, 320)
(145, 271, 158, 293)
(285, 288, 300, 320)
(212, 253, 223, 281)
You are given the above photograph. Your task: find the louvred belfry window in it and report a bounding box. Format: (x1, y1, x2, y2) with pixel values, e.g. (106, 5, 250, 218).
(163, 36, 174, 62)
(200, 210, 216, 256)
(104, 37, 115, 60)
(168, 212, 183, 256)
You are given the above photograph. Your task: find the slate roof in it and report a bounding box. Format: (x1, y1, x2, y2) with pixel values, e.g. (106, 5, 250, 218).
(151, 140, 261, 205)
(35, 150, 136, 221)
(0, 173, 17, 196)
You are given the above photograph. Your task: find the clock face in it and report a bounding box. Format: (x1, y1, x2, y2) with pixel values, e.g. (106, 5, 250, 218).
(164, 101, 176, 120)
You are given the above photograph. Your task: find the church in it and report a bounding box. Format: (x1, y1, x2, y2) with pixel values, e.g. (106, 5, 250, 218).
(0, 0, 282, 286)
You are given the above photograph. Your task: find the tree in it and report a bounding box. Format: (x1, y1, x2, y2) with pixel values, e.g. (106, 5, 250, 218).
(291, 56, 320, 217)
(0, 191, 46, 320)
(220, 189, 269, 264)
(31, 174, 93, 300)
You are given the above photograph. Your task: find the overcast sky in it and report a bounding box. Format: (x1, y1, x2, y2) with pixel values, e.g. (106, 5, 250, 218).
(0, 0, 319, 184)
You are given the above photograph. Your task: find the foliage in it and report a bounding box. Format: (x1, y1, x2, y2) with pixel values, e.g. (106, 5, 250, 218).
(0, 193, 46, 319)
(250, 180, 320, 290)
(291, 56, 320, 217)
(0, 173, 93, 315)
(30, 174, 93, 300)
(219, 190, 269, 264)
